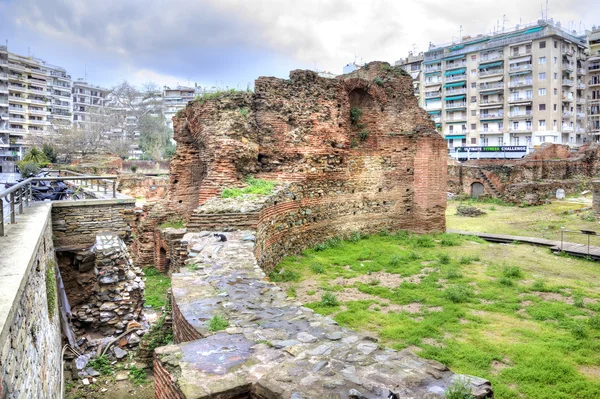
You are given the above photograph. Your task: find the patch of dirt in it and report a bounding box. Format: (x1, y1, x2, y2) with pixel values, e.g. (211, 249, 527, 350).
(330, 268, 434, 290)
(520, 300, 533, 307)
(67, 375, 154, 399)
(536, 292, 572, 304)
(422, 338, 445, 348)
(491, 360, 509, 375)
(579, 365, 600, 379)
(428, 306, 443, 312)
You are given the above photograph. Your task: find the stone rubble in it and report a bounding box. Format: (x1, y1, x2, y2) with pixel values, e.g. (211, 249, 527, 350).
(154, 231, 493, 399)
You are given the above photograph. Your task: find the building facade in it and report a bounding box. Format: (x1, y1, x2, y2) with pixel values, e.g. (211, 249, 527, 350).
(588, 27, 600, 138)
(162, 86, 197, 130)
(44, 63, 72, 130)
(72, 78, 109, 128)
(397, 20, 590, 149)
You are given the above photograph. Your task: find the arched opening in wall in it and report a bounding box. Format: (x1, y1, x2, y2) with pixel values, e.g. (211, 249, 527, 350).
(348, 88, 377, 144)
(471, 182, 485, 198)
(157, 247, 170, 273)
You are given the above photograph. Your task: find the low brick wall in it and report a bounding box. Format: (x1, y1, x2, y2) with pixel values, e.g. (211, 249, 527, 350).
(0, 204, 62, 399)
(172, 300, 201, 343)
(51, 198, 136, 249)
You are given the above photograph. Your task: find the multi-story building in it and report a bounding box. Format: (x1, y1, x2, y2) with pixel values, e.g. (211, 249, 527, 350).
(0, 45, 13, 172)
(588, 27, 600, 139)
(72, 78, 109, 128)
(162, 85, 197, 130)
(395, 52, 425, 110)
(44, 63, 72, 129)
(397, 20, 589, 149)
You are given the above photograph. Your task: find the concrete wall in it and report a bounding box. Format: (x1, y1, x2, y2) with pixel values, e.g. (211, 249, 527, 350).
(0, 204, 62, 399)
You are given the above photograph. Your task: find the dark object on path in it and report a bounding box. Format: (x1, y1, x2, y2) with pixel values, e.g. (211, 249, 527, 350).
(387, 391, 399, 399)
(214, 233, 227, 242)
(456, 205, 487, 217)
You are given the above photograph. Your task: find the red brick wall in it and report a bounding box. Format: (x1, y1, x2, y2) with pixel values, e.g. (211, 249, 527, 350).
(153, 354, 186, 399)
(172, 298, 201, 343)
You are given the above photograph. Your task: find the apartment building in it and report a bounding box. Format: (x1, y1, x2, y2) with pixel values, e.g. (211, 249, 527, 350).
(395, 52, 425, 109)
(45, 63, 72, 129)
(163, 85, 197, 130)
(397, 20, 589, 149)
(72, 78, 109, 128)
(588, 27, 600, 138)
(0, 45, 12, 172)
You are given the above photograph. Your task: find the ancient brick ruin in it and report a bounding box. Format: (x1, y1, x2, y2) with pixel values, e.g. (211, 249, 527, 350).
(449, 143, 600, 204)
(136, 62, 448, 270)
(131, 63, 494, 398)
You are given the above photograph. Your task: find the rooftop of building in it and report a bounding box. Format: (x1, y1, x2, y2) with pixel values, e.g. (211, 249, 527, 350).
(424, 19, 587, 59)
(73, 79, 109, 92)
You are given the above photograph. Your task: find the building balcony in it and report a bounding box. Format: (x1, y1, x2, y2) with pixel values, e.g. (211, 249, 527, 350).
(29, 98, 46, 105)
(445, 75, 467, 83)
(479, 128, 504, 134)
(577, 98, 586, 105)
(424, 80, 442, 86)
(425, 105, 441, 111)
(478, 69, 504, 77)
(445, 101, 467, 109)
(562, 125, 574, 132)
(0, 86, 7, 94)
(509, 64, 532, 72)
(577, 83, 585, 89)
(480, 54, 503, 62)
(562, 96, 574, 102)
(431, 117, 441, 123)
(577, 112, 586, 119)
(9, 116, 26, 123)
(508, 80, 533, 88)
(562, 63, 574, 71)
(589, 80, 600, 87)
(8, 106, 25, 113)
(28, 109, 48, 115)
(7, 63, 25, 72)
(8, 84, 26, 93)
(509, 50, 532, 59)
(27, 119, 47, 125)
(562, 112, 573, 118)
(562, 79, 574, 86)
(480, 99, 504, 105)
(9, 127, 26, 133)
(577, 68, 586, 75)
(480, 113, 504, 120)
(479, 82, 504, 91)
(509, 111, 533, 118)
(0, 73, 7, 80)
(446, 61, 467, 69)
(508, 96, 533, 103)
(445, 88, 467, 95)
(424, 66, 441, 73)
(425, 91, 441, 98)
(508, 127, 532, 133)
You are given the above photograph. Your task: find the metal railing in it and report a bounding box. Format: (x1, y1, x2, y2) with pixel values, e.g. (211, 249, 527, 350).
(559, 228, 600, 255)
(0, 172, 118, 236)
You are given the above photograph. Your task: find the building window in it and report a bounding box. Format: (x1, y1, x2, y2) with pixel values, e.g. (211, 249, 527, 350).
(471, 82, 476, 88)
(554, 88, 558, 95)
(471, 96, 477, 102)
(526, 44, 532, 52)
(554, 57, 557, 64)
(471, 110, 477, 116)
(554, 120, 557, 127)
(526, 121, 532, 129)
(539, 57, 546, 64)
(539, 88, 546, 96)
(539, 120, 546, 128)
(539, 104, 546, 111)
(471, 124, 476, 130)
(471, 138, 477, 144)
(539, 72, 546, 80)
(539, 41, 546, 49)
(554, 104, 557, 111)
(471, 69, 477, 76)
(554, 40, 558, 48)
(554, 72, 558, 80)
(471, 55, 477, 61)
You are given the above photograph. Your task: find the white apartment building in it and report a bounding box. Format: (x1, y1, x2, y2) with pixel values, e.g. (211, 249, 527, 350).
(396, 20, 590, 149)
(44, 63, 72, 129)
(0, 45, 12, 172)
(163, 85, 197, 130)
(72, 78, 109, 128)
(588, 27, 600, 138)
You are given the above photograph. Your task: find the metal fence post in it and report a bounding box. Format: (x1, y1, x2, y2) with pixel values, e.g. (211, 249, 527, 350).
(560, 228, 564, 251)
(112, 180, 116, 198)
(18, 187, 23, 215)
(28, 183, 32, 207)
(0, 200, 4, 236)
(9, 192, 15, 224)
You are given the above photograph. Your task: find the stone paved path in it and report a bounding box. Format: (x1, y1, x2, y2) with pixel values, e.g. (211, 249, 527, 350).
(155, 231, 493, 399)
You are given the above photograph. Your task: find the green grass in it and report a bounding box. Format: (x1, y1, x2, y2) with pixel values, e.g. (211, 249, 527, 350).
(87, 355, 112, 376)
(158, 219, 185, 229)
(273, 230, 600, 399)
(128, 365, 148, 385)
(221, 176, 276, 198)
(208, 315, 229, 332)
(143, 267, 171, 309)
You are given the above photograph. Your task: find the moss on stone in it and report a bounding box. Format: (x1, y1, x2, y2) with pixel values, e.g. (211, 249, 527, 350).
(46, 259, 57, 318)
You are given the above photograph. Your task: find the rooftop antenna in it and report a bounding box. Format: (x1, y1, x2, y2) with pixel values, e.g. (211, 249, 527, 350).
(546, 0, 549, 21)
(459, 25, 463, 40)
(502, 15, 508, 31)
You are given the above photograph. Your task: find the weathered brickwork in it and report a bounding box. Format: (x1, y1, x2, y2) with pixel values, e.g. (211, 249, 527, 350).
(0, 210, 62, 399)
(117, 174, 169, 201)
(52, 199, 136, 249)
(449, 144, 600, 202)
(137, 63, 447, 268)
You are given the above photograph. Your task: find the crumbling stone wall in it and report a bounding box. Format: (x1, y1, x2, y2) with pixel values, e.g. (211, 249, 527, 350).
(0, 208, 62, 399)
(70, 234, 144, 336)
(449, 144, 600, 202)
(117, 174, 169, 201)
(136, 63, 447, 267)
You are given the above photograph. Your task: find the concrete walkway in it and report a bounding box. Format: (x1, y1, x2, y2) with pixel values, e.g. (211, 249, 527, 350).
(448, 229, 600, 260)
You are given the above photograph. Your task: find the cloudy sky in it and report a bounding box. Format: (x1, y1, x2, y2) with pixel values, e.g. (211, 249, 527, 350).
(0, 0, 598, 90)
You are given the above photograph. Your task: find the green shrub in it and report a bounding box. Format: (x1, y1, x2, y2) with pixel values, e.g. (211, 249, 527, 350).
(348, 231, 363, 242)
(589, 316, 600, 329)
(444, 285, 473, 303)
(499, 277, 515, 287)
(88, 355, 112, 375)
(320, 292, 339, 307)
(221, 176, 276, 198)
(130, 165, 138, 173)
(413, 235, 435, 248)
(350, 107, 363, 125)
(445, 377, 475, 399)
(438, 253, 451, 265)
(350, 138, 359, 148)
(373, 77, 384, 86)
(158, 219, 185, 229)
(389, 254, 402, 267)
(359, 130, 370, 141)
(573, 295, 585, 308)
(407, 251, 421, 261)
(446, 269, 463, 280)
(572, 323, 588, 339)
(129, 365, 147, 385)
(310, 262, 325, 274)
(239, 107, 249, 117)
(440, 235, 461, 246)
(459, 255, 480, 265)
(286, 287, 297, 298)
(208, 315, 229, 332)
(268, 268, 300, 282)
(532, 280, 547, 291)
(502, 266, 523, 279)
(18, 161, 40, 177)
